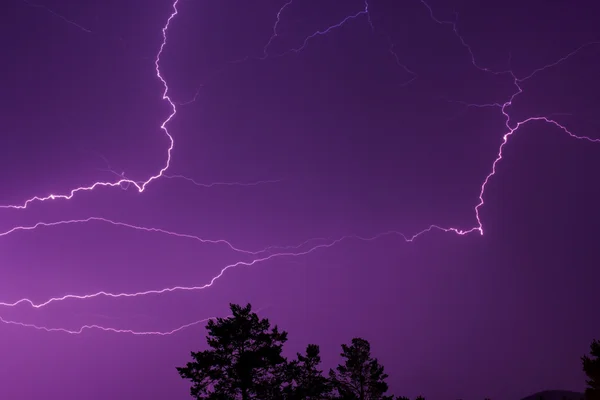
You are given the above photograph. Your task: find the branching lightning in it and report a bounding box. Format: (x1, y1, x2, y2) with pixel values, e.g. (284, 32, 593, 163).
(415, 1, 600, 236)
(0, 315, 217, 336)
(96, 153, 282, 190)
(0, 307, 269, 336)
(161, 175, 282, 188)
(1, 0, 180, 210)
(2, 0, 599, 335)
(0, 216, 330, 256)
(0, 232, 400, 309)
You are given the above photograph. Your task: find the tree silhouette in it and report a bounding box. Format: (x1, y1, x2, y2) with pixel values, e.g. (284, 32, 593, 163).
(176, 303, 289, 400)
(329, 337, 393, 400)
(582, 339, 600, 400)
(285, 344, 331, 399)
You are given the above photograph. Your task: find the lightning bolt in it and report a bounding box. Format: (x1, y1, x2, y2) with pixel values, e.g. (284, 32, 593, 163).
(261, 0, 294, 59)
(0, 233, 396, 309)
(0, 216, 329, 256)
(264, 0, 369, 57)
(186, 0, 416, 107)
(162, 175, 282, 188)
(386, 38, 418, 86)
(0, 306, 269, 335)
(1, 0, 180, 210)
(20, 0, 92, 33)
(3, 0, 599, 336)
(262, 0, 416, 85)
(95, 153, 281, 190)
(0, 315, 216, 336)
(414, 0, 600, 235)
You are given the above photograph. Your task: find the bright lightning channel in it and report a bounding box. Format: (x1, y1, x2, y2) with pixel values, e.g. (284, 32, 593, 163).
(2, 0, 599, 336)
(0, 0, 181, 210)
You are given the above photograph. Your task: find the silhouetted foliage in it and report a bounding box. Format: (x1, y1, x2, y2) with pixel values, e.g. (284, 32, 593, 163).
(176, 303, 288, 400)
(582, 339, 600, 400)
(329, 337, 393, 400)
(285, 344, 332, 399)
(177, 303, 421, 400)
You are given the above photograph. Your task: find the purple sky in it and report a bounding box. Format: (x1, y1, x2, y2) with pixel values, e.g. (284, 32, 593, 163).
(1, 0, 599, 399)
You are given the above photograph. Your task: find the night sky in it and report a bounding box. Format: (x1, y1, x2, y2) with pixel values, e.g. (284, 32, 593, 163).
(1, 0, 599, 399)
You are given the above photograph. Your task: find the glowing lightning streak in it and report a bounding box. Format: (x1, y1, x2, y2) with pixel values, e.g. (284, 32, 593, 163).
(0, 315, 216, 336)
(238, 0, 370, 61)
(414, 0, 600, 235)
(0, 217, 255, 254)
(3, 1, 600, 336)
(1, 0, 181, 210)
(231, 0, 369, 63)
(258, 0, 416, 84)
(261, 0, 294, 59)
(0, 0, 390, 334)
(281, 5, 368, 56)
(197, 1, 416, 105)
(20, 0, 92, 33)
(364, 0, 417, 85)
(0, 306, 270, 335)
(388, 42, 417, 85)
(0, 232, 406, 309)
(0, 216, 328, 256)
(162, 174, 282, 188)
(95, 154, 282, 190)
(416, 0, 506, 75)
